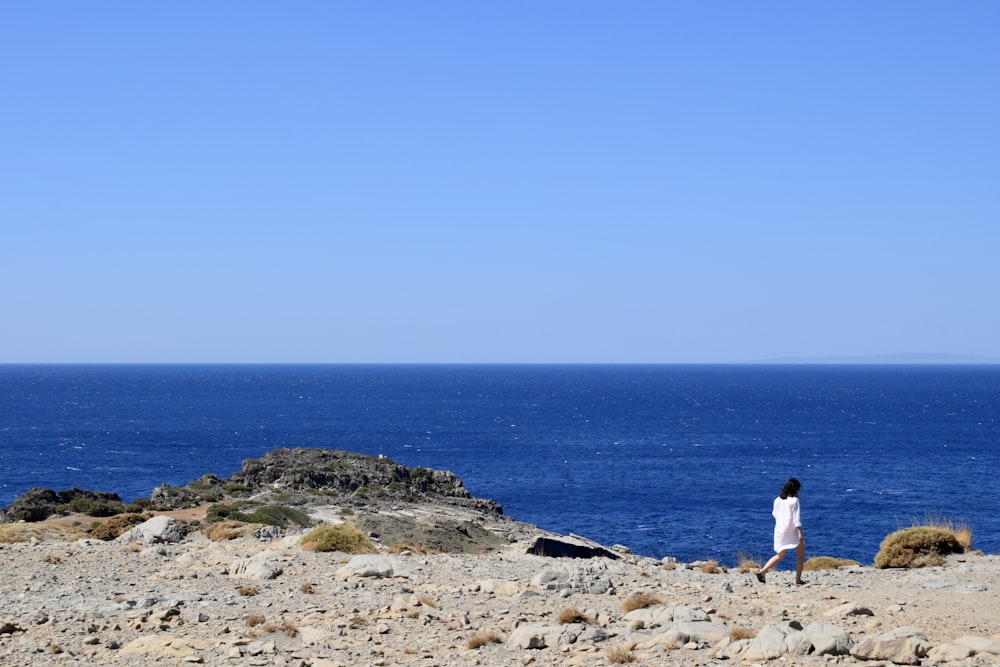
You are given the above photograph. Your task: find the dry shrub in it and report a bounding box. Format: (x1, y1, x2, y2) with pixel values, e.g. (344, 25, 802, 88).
(237, 585, 260, 596)
(418, 596, 439, 609)
(874, 526, 965, 569)
(920, 514, 974, 550)
(90, 513, 148, 541)
(202, 520, 252, 541)
(558, 607, 590, 625)
(730, 626, 757, 640)
(621, 592, 663, 613)
(606, 644, 635, 664)
(803, 556, 861, 571)
(42, 554, 62, 564)
(0, 523, 85, 543)
(300, 523, 376, 554)
(466, 631, 503, 649)
(700, 559, 723, 574)
(300, 583, 316, 594)
(245, 613, 265, 627)
(262, 620, 299, 637)
(735, 551, 762, 573)
(661, 560, 677, 571)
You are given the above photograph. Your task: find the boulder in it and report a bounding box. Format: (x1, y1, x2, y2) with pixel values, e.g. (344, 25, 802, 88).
(742, 622, 800, 661)
(851, 626, 929, 665)
(118, 516, 182, 545)
(335, 554, 417, 579)
(230, 550, 283, 580)
(507, 623, 594, 649)
(532, 560, 615, 594)
(955, 636, 1000, 656)
(787, 622, 853, 656)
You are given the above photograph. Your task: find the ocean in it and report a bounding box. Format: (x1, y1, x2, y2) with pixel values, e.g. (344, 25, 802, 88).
(1, 364, 997, 566)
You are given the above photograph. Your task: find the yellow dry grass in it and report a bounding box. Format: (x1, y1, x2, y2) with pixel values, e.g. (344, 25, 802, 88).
(0, 522, 86, 543)
(621, 592, 663, 613)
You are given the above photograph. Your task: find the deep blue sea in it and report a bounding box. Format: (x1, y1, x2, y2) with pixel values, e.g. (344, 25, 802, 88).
(1, 364, 997, 566)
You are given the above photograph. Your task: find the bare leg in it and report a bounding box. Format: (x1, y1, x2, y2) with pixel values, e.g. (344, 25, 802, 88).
(795, 540, 806, 584)
(757, 549, 788, 582)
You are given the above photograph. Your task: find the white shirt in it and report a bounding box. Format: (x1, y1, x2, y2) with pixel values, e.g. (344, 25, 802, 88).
(772, 495, 802, 553)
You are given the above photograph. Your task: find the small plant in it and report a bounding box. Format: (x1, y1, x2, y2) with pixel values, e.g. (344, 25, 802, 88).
(245, 613, 265, 627)
(0, 523, 85, 543)
(466, 631, 503, 649)
(875, 525, 965, 569)
(300, 583, 316, 594)
(606, 644, 635, 664)
(202, 521, 251, 541)
(557, 607, 590, 625)
(42, 554, 62, 564)
(735, 551, 762, 573)
(730, 626, 757, 640)
(237, 585, 260, 596)
(300, 523, 376, 554)
(621, 592, 663, 613)
(279, 620, 298, 637)
(700, 559, 722, 574)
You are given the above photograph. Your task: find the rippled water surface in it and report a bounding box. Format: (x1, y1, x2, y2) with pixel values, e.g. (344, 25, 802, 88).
(1, 364, 997, 564)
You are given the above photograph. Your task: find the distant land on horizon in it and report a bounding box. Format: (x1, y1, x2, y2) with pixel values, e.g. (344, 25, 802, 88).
(752, 353, 1000, 365)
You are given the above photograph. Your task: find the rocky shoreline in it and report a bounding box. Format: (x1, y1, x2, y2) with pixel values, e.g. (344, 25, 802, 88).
(2, 449, 999, 666)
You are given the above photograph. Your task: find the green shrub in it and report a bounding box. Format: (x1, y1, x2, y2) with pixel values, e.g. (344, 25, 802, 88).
(875, 526, 965, 569)
(205, 502, 312, 529)
(58, 496, 125, 517)
(245, 505, 312, 529)
(300, 523, 376, 553)
(221, 482, 250, 497)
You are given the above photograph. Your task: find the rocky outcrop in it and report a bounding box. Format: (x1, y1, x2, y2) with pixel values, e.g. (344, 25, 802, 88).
(226, 448, 502, 515)
(1, 487, 124, 522)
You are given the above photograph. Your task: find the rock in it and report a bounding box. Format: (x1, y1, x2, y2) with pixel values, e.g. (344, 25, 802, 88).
(954, 635, 1000, 656)
(525, 535, 618, 559)
(787, 621, 853, 656)
(929, 642, 975, 661)
(335, 554, 417, 579)
(824, 601, 874, 618)
(851, 626, 930, 665)
(118, 516, 182, 545)
(231, 550, 283, 580)
(532, 560, 615, 594)
(742, 622, 800, 661)
(254, 525, 284, 541)
(2, 487, 123, 522)
(226, 448, 503, 515)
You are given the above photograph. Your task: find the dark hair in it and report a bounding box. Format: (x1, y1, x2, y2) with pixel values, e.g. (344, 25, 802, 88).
(779, 478, 801, 499)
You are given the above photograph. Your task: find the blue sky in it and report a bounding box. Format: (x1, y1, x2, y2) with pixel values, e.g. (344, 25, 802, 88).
(3, 2, 998, 363)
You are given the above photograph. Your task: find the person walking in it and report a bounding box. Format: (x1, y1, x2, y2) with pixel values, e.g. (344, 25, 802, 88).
(756, 477, 805, 585)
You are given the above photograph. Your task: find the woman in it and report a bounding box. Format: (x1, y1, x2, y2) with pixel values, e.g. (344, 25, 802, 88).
(756, 477, 805, 585)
